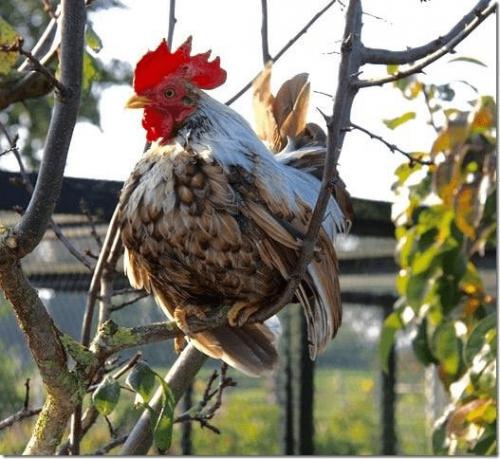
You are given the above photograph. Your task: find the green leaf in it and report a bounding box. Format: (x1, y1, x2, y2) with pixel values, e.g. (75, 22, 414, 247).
(412, 318, 438, 366)
(383, 111, 416, 130)
(386, 64, 399, 75)
(85, 24, 103, 53)
(92, 375, 121, 416)
(153, 381, 176, 453)
(82, 51, 98, 96)
(379, 311, 403, 372)
(449, 56, 487, 68)
(431, 323, 460, 376)
(0, 17, 20, 75)
(464, 314, 497, 367)
(406, 274, 428, 310)
(126, 362, 157, 404)
(432, 418, 448, 454)
(441, 246, 467, 281)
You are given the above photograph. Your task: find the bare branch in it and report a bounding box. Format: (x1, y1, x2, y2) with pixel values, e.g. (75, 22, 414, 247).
(167, 0, 177, 45)
(251, 0, 363, 323)
(6, 1, 86, 258)
(356, 1, 497, 88)
(361, 0, 495, 65)
(80, 199, 103, 248)
(0, 408, 42, 431)
(348, 122, 434, 166)
(93, 435, 128, 455)
(226, 0, 337, 105)
(0, 123, 94, 270)
(174, 363, 236, 434)
(109, 292, 150, 312)
(260, 0, 271, 64)
(80, 207, 121, 346)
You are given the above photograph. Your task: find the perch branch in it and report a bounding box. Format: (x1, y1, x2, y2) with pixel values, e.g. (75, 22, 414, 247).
(226, 0, 337, 105)
(0, 379, 42, 431)
(348, 122, 434, 165)
(93, 435, 128, 455)
(356, 1, 497, 88)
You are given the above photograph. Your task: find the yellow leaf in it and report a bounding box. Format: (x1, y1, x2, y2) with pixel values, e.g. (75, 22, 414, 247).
(465, 398, 495, 424)
(455, 183, 484, 239)
(0, 16, 20, 75)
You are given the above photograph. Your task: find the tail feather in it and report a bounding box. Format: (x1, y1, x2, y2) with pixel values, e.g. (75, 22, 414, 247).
(191, 324, 279, 377)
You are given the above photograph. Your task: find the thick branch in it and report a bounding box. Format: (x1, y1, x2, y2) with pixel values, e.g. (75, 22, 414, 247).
(356, 1, 497, 88)
(361, 0, 494, 64)
(12, 0, 86, 257)
(226, 0, 337, 105)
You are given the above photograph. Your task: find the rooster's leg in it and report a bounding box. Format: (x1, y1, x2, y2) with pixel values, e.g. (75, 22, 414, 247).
(227, 301, 260, 327)
(174, 304, 209, 335)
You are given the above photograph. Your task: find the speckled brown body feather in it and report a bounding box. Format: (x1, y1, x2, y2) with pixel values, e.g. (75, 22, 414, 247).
(119, 90, 345, 376)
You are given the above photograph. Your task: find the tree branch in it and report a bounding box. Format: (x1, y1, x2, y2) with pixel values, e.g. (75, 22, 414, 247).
(0, 408, 42, 431)
(8, 0, 86, 258)
(361, 0, 494, 65)
(225, 0, 337, 105)
(0, 1, 86, 454)
(0, 122, 94, 270)
(356, 1, 497, 88)
(348, 122, 434, 166)
(251, 0, 363, 323)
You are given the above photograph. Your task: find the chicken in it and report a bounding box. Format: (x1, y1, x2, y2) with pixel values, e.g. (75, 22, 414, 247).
(118, 37, 347, 377)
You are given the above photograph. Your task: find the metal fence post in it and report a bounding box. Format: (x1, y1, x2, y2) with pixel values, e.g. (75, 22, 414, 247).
(381, 303, 397, 455)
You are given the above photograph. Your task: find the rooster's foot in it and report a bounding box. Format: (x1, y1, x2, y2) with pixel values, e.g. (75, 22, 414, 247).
(227, 301, 260, 327)
(174, 335, 187, 353)
(174, 304, 208, 335)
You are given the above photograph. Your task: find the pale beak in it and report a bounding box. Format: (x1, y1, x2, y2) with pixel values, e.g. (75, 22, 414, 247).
(125, 94, 151, 109)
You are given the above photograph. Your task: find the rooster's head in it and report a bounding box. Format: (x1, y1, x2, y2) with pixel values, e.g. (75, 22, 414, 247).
(126, 37, 226, 143)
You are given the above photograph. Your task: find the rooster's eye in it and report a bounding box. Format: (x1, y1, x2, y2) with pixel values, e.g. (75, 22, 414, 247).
(164, 88, 176, 98)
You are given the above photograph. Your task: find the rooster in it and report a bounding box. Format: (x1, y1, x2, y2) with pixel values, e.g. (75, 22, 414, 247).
(119, 37, 347, 376)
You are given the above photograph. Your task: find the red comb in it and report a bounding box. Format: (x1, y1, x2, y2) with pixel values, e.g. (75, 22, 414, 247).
(134, 37, 227, 93)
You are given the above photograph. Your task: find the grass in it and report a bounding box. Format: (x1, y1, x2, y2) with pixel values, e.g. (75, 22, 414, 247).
(0, 366, 430, 455)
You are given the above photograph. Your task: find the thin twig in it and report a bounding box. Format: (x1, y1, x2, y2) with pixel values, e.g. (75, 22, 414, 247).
(225, 0, 337, 105)
(23, 378, 31, 410)
(0, 122, 94, 270)
(422, 85, 440, 133)
(167, 0, 177, 45)
(93, 435, 128, 455)
(80, 199, 103, 248)
(260, 0, 272, 64)
(0, 37, 66, 95)
(112, 352, 142, 380)
(110, 292, 150, 312)
(0, 408, 42, 431)
(348, 122, 434, 166)
(356, 1, 497, 88)
(174, 363, 236, 435)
